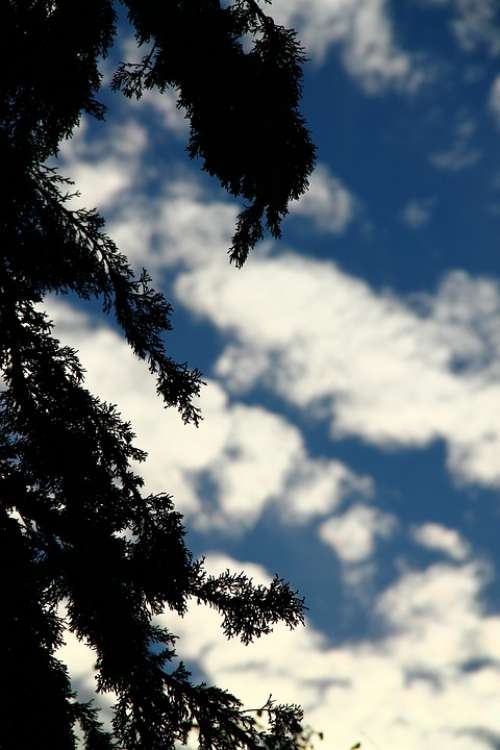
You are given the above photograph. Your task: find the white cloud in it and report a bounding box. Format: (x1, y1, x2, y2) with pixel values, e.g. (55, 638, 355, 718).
(59, 161, 492, 492)
(57, 119, 148, 210)
(282, 460, 373, 524)
(411, 522, 470, 560)
(199, 411, 369, 531)
(319, 504, 397, 563)
(63, 160, 132, 210)
(269, 0, 422, 93)
(429, 113, 481, 172)
(194, 404, 305, 531)
(401, 197, 435, 229)
(108, 178, 237, 274)
(153, 553, 500, 750)
(43, 299, 370, 533)
(289, 164, 357, 234)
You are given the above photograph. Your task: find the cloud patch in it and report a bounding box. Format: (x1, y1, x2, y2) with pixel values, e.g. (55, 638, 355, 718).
(319, 503, 397, 564)
(58, 119, 148, 210)
(269, 0, 422, 93)
(290, 164, 357, 234)
(411, 522, 470, 560)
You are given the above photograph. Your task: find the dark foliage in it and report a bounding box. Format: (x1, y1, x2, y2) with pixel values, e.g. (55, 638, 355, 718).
(0, 1, 316, 748)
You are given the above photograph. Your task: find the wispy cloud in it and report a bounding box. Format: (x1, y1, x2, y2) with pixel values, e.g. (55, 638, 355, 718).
(429, 113, 481, 171)
(419, 0, 500, 55)
(401, 197, 435, 229)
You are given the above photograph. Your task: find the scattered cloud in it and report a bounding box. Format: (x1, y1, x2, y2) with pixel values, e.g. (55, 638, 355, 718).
(429, 113, 481, 171)
(289, 164, 357, 234)
(68, 153, 500, 491)
(162, 220, 500, 488)
(28, 12, 500, 750)
(269, 0, 423, 93)
(411, 522, 470, 560)
(46, 84, 500, 750)
(401, 197, 435, 229)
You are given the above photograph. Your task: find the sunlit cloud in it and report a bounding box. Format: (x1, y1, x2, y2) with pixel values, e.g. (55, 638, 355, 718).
(156, 553, 500, 750)
(58, 550, 500, 750)
(319, 504, 397, 564)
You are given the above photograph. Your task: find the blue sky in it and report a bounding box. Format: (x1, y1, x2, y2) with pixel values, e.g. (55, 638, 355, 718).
(52, 2, 500, 748)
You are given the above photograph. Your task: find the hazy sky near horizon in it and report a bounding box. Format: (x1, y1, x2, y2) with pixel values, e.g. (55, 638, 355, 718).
(52, 2, 500, 748)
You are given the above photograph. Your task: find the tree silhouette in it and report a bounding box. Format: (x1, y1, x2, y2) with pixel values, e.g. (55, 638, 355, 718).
(1, 1, 316, 748)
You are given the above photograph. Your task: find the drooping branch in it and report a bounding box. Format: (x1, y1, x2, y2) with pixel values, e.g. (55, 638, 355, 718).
(114, 0, 316, 266)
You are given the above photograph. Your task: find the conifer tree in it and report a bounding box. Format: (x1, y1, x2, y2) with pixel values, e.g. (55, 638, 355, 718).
(0, 1, 316, 748)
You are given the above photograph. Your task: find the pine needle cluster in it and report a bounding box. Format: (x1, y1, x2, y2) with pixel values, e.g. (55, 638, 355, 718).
(0, 2, 316, 748)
